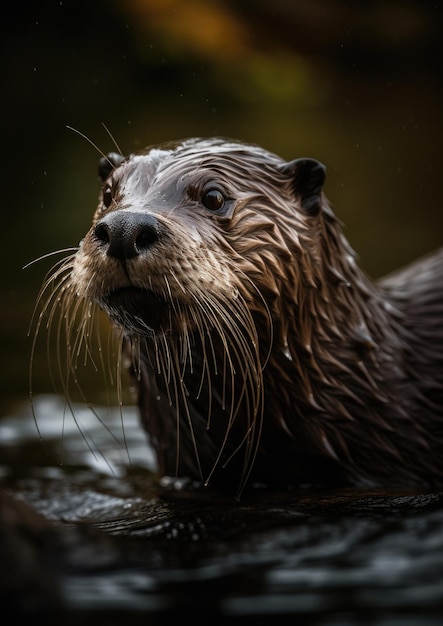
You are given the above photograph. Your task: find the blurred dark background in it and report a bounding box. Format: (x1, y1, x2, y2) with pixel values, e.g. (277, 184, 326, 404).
(1, 0, 442, 414)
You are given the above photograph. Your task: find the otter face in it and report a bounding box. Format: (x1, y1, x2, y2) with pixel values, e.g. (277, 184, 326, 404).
(72, 145, 239, 335)
(71, 138, 326, 337)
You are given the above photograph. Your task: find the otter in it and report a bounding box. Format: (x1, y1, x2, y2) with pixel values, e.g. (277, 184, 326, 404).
(38, 137, 443, 496)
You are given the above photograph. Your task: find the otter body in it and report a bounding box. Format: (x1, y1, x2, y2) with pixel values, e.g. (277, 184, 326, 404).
(60, 137, 443, 494)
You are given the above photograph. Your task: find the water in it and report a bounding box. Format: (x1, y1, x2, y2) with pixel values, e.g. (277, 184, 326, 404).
(2, 395, 443, 624)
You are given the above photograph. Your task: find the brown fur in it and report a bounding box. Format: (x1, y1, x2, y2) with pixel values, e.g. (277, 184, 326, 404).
(35, 138, 443, 496)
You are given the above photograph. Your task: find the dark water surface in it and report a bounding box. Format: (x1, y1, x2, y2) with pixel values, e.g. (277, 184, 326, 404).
(2, 396, 443, 624)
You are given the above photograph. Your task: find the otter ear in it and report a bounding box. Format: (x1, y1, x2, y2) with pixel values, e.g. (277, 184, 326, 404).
(280, 158, 326, 216)
(98, 152, 124, 182)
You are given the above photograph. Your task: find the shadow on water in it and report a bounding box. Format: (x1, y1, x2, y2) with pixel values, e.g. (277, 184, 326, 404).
(2, 396, 443, 624)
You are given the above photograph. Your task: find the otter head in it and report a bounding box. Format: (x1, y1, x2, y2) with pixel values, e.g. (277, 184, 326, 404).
(71, 137, 328, 341)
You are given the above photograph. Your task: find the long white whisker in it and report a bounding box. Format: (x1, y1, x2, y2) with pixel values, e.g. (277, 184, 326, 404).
(101, 121, 124, 156)
(22, 248, 79, 270)
(66, 125, 110, 161)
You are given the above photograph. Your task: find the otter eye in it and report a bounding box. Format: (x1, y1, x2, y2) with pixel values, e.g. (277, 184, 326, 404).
(202, 189, 225, 212)
(102, 185, 112, 209)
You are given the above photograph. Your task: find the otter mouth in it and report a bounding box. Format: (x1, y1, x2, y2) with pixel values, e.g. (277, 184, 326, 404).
(102, 286, 172, 334)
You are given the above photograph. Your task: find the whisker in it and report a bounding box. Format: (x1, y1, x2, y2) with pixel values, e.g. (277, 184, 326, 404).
(235, 270, 274, 370)
(27, 256, 75, 336)
(116, 331, 131, 467)
(101, 122, 124, 156)
(29, 248, 130, 474)
(194, 286, 265, 496)
(66, 125, 110, 161)
(22, 247, 79, 270)
(185, 287, 260, 492)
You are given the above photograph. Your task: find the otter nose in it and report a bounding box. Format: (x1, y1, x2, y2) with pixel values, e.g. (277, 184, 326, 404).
(94, 211, 160, 260)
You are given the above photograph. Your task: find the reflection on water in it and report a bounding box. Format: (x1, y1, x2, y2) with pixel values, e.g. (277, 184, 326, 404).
(1, 395, 156, 480)
(2, 396, 443, 624)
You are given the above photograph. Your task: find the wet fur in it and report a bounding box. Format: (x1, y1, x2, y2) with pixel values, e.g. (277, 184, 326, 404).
(33, 137, 443, 496)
